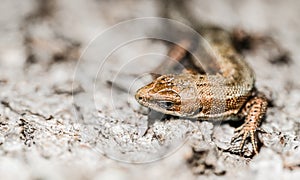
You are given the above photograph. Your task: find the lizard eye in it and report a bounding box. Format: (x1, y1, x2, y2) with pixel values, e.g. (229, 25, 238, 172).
(157, 101, 174, 110)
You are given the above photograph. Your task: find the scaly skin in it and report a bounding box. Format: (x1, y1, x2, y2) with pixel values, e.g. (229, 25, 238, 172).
(135, 27, 268, 155)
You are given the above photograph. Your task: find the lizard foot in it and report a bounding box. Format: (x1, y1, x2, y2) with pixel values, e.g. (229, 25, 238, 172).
(230, 95, 268, 155)
(231, 123, 259, 155)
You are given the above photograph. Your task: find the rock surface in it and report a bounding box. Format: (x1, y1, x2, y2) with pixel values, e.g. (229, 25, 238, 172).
(0, 0, 299, 179)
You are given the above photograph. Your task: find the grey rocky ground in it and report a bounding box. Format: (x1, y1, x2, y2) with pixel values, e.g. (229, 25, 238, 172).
(0, 0, 299, 179)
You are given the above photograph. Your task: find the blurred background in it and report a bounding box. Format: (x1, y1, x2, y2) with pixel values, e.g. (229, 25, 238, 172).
(0, 0, 299, 179)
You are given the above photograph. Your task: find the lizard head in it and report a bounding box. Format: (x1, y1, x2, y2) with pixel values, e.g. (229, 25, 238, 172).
(135, 74, 208, 118)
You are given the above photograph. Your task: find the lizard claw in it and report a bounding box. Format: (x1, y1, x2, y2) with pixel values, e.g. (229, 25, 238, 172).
(231, 123, 259, 155)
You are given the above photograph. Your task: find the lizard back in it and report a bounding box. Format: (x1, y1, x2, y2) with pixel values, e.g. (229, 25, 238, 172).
(135, 27, 255, 120)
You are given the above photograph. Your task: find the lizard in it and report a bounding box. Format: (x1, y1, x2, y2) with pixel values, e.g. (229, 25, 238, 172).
(135, 26, 268, 155)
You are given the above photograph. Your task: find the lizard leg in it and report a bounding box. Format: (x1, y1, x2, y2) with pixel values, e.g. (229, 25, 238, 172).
(232, 94, 268, 154)
(153, 39, 206, 76)
(152, 39, 191, 76)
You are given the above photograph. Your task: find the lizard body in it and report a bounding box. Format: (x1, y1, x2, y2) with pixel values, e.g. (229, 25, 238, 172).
(135, 27, 268, 155)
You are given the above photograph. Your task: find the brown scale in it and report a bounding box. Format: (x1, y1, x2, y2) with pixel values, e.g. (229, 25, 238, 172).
(225, 94, 250, 112)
